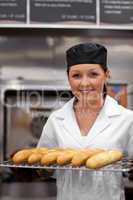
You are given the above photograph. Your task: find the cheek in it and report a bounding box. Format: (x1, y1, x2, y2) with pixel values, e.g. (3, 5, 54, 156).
(69, 80, 81, 97)
(92, 78, 105, 90)
(69, 79, 79, 90)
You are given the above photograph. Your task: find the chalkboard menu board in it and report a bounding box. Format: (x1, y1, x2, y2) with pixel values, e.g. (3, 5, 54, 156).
(0, 0, 26, 23)
(0, 0, 133, 29)
(30, 0, 96, 24)
(100, 0, 133, 25)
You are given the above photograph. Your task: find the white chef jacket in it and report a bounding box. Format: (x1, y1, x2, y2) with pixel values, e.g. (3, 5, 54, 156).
(37, 95, 133, 200)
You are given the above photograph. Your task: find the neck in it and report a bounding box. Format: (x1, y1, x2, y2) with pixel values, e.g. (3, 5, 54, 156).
(74, 96, 105, 114)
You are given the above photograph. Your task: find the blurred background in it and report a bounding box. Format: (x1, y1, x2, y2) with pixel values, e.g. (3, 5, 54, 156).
(0, 28, 133, 200)
(0, 1, 133, 199)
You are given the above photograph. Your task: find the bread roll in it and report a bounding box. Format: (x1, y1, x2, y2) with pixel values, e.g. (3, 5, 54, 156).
(31, 147, 48, 154)
(12, 149, 33, 164)
(52, 148, 64, 151)
(57, 150, 78, 165)
(28, 153, 42, 164)
(41, 151, 62, 166)
(71, 148, 105, 167)
(86, 150, 123, 169)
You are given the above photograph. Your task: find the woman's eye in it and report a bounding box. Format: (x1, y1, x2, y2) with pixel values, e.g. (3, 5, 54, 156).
(72, 74, 81, 78)
(89, 72, 99, 77)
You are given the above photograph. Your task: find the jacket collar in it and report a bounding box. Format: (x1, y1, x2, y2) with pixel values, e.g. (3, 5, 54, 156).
(102, 95, 122, 117)
(55, 95, 121, 120)
(54, 95, 122, 147)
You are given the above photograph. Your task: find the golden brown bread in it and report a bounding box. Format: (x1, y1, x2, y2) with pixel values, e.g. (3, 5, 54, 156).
(12, 147, 123, 169)
(57, 150, 78, 165)
(12, 148, 48, 164)
(71, 148, 104, 167)
(27, 148, 50, 164)
(28, 153, 42, 164)
(41, 151, 63, 166)
(12, 149, 33, 164)
(47, 149, 62, 153)
(86, 150, 123, 169)
(30, 147, 48, 154)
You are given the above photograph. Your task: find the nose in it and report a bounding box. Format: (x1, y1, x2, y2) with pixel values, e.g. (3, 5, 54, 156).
(80, 75, 90, 87)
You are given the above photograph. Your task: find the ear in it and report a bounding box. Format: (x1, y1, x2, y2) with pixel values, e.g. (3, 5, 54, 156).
(105, 69, 111, 80)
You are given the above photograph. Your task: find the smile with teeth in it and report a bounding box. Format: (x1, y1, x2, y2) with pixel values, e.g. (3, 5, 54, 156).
(80, 89, 95, 93)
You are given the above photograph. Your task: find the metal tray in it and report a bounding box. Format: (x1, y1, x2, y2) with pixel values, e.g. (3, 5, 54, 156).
(0, 158, 133, 172)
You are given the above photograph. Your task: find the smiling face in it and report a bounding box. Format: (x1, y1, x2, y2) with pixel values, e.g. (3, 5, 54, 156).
(68, 64, 109, 109)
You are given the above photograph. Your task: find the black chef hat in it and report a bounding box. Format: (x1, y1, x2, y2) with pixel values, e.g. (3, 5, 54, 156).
(66, 43, 107, 69)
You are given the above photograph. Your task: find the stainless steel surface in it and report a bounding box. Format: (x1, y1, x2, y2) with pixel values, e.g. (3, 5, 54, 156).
(0, 159, 133, 172)
(1, 80, 72, 159)
(0, 79, 70, 93)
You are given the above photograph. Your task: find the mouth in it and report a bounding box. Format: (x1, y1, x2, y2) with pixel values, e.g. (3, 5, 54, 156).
(79, 89, 95, 93)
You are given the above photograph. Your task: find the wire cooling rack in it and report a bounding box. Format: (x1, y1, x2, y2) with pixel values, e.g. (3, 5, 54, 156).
(0, 158, 133, 172)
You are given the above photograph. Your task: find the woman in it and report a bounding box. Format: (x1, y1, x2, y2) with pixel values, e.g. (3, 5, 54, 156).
(38, 43, 133, 200)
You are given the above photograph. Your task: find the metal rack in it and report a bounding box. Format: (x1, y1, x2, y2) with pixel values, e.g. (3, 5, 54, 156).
(0, 158, 133, 172)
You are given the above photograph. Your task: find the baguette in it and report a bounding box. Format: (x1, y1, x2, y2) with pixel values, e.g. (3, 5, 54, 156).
(28, 148, 49, 164)
(31, 147, 48, 154)
(12, 149, 33, 164)
(86, 150, 123, 169)
(28, 153, 43, 164)
(71, 148, 104, 167)
(57, 150, 78, 165)
(41, 151, 63, 166)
